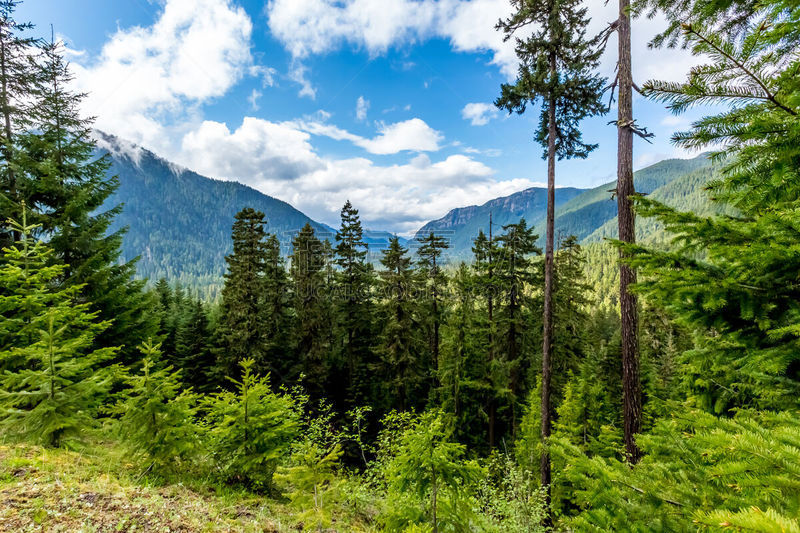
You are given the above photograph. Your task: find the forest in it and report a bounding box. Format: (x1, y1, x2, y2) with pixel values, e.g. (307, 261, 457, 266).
(1, 0, 799, 531)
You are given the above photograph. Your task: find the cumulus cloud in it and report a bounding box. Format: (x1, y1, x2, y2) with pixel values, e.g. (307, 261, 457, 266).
(298, 117, 443, 154)
(70, 0, 258, 151)
(462, 102, 499, 126)
(173, 116, 535, 232)
(356, 95, 370, 121)
(265, 0, 699, 93)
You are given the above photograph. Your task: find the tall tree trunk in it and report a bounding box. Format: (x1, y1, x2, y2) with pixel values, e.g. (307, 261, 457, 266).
(540, 81, 556, 516)
(488, 213, 496, 449)
(616, 0, 642, 464)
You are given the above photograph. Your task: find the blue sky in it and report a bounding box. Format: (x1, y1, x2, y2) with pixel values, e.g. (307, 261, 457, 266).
(20, 0, 708, 234)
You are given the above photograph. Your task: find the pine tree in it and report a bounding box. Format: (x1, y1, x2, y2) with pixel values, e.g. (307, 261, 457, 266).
(376, 236, 425, 412)
(290, 223, 333, 401)
(496, 0, 607, 493)
(263, 233, 294, 384)
(416, 231, 449, 384)
(0, 0, 38, 245)
(204, 358, 301, 491)
(472, 225, 501, 447)
(494, 219, 541, 439)
(218, 208, 269, 379)
(614, 0, 644, 465)
(333, 200, 375, 408)
(175, 298, 215, 393)
(111, 339, 200, 473)
(0, 216, 117, 447)
(20, 36, 157, 363)
(381, 411, 483, 533)
(439, 262, 491, 449)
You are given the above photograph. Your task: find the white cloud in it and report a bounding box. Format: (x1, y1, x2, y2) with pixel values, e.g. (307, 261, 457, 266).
(173, 115, 534, 232)
(248, 89, 262, 111)
(299, 117, 443, 154)
(265, 0, 699, 93)
(71, 0, 257, 152)
(462, 102, 499, 126)
(356, 95, 370, 121)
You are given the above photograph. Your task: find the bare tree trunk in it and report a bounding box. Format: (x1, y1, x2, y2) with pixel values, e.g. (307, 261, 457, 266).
(488, 213, 496, 449)
(617, 0, 642, 464)
(540, 77, 556, 518)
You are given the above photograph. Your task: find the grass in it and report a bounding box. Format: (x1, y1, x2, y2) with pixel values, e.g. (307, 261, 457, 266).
(0, 442, 377, 532)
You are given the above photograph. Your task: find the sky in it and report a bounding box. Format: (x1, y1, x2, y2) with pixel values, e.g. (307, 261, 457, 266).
(20, 0, 710, 234)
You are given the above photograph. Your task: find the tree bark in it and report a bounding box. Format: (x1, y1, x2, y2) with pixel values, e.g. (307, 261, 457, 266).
(540, 79, 556, 516)
(616, 0, 642, 464)
(488, 213, 496, 449)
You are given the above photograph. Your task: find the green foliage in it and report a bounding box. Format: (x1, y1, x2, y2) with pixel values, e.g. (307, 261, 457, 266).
(277, 402, 345, 531)
(333, 200, 375, 408)
(290, 223, 334, 401)
(203, 358, 300, 491)
(218, 208, 270, 379)
(495, 0, 606, 160)
(376, 236, 426, 412)
(379, 410, 483, 533)
(554, 408, 800, 531)
(0, 217, 117, 447)
(110, 339, 200, 473)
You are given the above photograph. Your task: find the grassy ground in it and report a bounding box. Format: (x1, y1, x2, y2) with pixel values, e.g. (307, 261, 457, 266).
(0, 443, 376, 532)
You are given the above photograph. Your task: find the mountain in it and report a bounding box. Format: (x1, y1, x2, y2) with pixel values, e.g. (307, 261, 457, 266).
(416, 153, 714, 258)
(418, 186, 586, 256)
(97, 133, 401, 291)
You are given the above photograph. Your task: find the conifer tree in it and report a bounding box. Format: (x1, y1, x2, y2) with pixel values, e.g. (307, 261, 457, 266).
(622, 6, 800, 412)
(472, 226, 501, 447)
(21, 36, 157, 363)
(204, 358, 301, 490)
(0, 216, 117, 447)
(439, 262, 490, 449)
(175, 298, 215, 393)
(0, 1, 38, 245)
(263, 233, 294, 384)
(111, 339, 200, 473)
(416, 231, 449, 381)
(218, 208, 269, 379)
(290, 223, 332, 401)
(376, 236, 425, 412)
(496, 0, 606, 490)
(333, 200, 374, 407)
(495, 219, 541, 438)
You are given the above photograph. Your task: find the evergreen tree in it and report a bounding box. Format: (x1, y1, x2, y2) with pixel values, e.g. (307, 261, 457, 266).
(204, 358, 301, 491)
(472, 225, 501, 447)
(439, 263, 490, 449)
(290, 223, 332, 401)
(381, 411, 483, 533)
(218, 208, 268, 379)
(494, 219, 541, 439)
(20, 36, 157, 363)
(175, 298, 215, 393)
(110, 339, 200, 473)
(333, 200, 374, 408)
(416, 231, 449, 384)
(625, 3, 800, 412)
(0, 216, 117, 447)
(496, 0, 606, 494)
(0, 0, 37, 245)
(263, 233, 294, 384)
(376, 236, 425, 412)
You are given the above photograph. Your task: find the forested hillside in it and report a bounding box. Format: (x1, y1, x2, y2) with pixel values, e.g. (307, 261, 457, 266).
(101, 132, 403, 293)
(418, 153, 712, 258)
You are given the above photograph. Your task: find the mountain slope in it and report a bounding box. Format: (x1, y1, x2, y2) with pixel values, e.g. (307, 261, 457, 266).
(98, 133, 399, 290)
(416, 154, 713, 257)
(418, 186, 586, 256)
